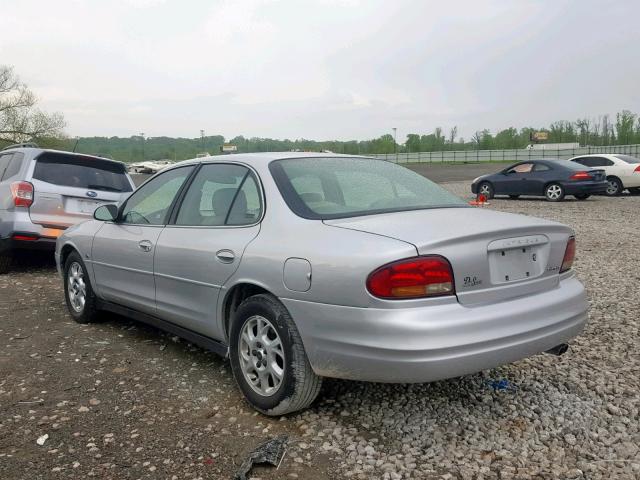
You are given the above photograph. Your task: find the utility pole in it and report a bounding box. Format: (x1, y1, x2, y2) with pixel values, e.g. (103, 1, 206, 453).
(200, 129, 205, 153)
(140, 132, 145, 161)
(392, 127, 397, 162)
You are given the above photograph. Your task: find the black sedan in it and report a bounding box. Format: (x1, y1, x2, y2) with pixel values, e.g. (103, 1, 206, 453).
(471, 159, 608, 201)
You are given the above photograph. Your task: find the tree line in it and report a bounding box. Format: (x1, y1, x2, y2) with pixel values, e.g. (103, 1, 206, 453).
(2, 64, 640, 163)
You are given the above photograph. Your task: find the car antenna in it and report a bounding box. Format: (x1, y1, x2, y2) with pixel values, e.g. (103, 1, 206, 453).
(72, 137, 80, 152)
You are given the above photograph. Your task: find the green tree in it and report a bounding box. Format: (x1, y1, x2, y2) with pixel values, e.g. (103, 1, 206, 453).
(0, 65, 65, 146)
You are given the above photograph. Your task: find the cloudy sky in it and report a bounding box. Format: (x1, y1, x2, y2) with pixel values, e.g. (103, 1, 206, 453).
(1, 0, 638, 142)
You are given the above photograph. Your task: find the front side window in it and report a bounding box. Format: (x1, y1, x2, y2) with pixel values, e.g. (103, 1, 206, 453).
(508, 163, 534, 173)
(269, 157, 466, 220)
(120, 166, 194, 225)
(33, 152, 132, 192)
(175, 163, 262, 226)
(586, 157, 614, 167)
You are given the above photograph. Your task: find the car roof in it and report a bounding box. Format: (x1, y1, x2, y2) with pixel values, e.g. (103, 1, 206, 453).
(1, 146, 125, 165)
(170, 151, 375, 168)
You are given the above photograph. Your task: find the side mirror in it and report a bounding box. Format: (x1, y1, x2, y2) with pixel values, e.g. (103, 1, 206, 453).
(94, 204, 119, 222)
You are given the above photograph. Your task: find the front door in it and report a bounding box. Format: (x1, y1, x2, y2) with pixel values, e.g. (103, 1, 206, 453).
(91, 166, 195, 314)
(154, 163, 263, 339)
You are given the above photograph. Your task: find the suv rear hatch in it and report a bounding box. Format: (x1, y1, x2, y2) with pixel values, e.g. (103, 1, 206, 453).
(324, 207, 574, 306)
(28, 152, 133, 229)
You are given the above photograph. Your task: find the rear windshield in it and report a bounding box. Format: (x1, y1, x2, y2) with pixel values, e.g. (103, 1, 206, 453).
(269, 157, 467, 220)
(33, 152, 132, 192)
(615, 154, 640, 164)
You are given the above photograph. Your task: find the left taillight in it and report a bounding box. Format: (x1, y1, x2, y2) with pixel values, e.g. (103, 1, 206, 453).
(560, 236, 576, 273)
(634, 165, 640, 173)
(569, 171, 593, 181)
(10, 181, 34, 207)
(366, 255, 455, 299)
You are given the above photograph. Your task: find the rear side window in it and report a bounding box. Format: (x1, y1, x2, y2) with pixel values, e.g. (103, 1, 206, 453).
(2, 153, 24, 180)
(533, 163, 551, 171)
(175, 163, 262, 226)
(0, 153, 12, 179)
(33, 152, 132, 192)
(615, 154, 640, 164)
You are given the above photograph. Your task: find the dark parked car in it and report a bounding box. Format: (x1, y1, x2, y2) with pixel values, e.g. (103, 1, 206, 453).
(471, 159, 608, 202)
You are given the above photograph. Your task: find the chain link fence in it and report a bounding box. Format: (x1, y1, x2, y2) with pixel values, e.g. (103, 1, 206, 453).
(370, 144, 640, 164)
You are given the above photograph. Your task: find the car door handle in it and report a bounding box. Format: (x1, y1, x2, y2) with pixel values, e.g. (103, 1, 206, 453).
(138, 240, 153, 252)
(215, 249, 235, 263)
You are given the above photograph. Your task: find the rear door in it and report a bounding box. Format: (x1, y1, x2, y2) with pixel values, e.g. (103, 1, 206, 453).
(91, 166, 195, 314)
(28, 152, 133, 230)
(154, 163, 262, 338)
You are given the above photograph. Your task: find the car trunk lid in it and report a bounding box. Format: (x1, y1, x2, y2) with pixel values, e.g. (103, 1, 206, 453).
(324, 207, 573, 306)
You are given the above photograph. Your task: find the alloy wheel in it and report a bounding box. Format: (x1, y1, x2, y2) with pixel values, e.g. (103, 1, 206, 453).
(546, 185, 562, 200)
(479, 184, 491, 195)
(606, 179, 620, 195)
(238, 315, 286, 396)
(67, 262, 86, 313)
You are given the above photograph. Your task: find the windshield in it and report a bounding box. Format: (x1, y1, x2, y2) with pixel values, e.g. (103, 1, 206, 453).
(615, 154, 640, 164)
(33, 152, 132, 192)
(269, 157, 467, 220)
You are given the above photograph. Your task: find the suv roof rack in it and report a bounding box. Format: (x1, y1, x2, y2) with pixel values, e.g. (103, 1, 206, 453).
(1, 142, 39, 151)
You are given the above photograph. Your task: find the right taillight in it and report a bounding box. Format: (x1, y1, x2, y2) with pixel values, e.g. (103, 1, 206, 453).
(569, 171, 593, 181)
(634, 165, 640, 173)
(367, 255, 455, 299)
(10, 181, 34, 207)
(560, 236, 575, 273)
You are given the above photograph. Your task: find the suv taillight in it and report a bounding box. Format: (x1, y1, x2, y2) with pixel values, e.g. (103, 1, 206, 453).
(560, 237, 576, 273)
(367, 256, 455, 299)
(569, 171, 593, 181)
(10, 181, 34, 207)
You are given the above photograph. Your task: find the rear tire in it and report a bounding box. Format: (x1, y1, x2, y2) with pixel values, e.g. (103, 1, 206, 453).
(229, 294, 322, 416)
(477, 182, 494, 199)
(605, 177, 623, 196)
(545, 183, 565, 202)
(0, 253, 13, 274)
(63, 251, 100, 324)
(574, 194, 590, 200)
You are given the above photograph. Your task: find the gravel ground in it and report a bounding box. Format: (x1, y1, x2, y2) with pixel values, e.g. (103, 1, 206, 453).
(1, 184, 638, 479)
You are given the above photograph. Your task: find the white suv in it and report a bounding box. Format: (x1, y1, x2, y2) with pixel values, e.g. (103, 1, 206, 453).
(569, 154, 640, 196)
(0, 143, 134, 273)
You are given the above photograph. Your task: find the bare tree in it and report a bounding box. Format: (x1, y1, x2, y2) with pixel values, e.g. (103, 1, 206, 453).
(448, 126, 458, 145)
(0, 65, 65, 144)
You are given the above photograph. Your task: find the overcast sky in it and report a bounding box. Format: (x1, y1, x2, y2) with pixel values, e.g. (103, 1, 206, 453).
(2, 0, 639, 142)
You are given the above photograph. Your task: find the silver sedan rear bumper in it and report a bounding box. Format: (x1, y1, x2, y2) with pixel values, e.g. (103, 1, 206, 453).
(282, 275, 588, 383)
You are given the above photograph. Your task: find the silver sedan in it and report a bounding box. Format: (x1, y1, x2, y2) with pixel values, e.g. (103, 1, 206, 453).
(56, 153, 588, 415)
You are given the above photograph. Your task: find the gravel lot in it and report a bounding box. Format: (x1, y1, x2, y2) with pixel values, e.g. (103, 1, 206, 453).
(1, 184, 638, 479)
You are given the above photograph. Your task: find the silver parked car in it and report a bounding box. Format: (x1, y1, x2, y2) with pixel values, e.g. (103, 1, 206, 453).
(0, 143, 134, 273)
(55, 153, 588, 415)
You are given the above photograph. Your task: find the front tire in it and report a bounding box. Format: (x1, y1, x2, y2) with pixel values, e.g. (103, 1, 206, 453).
(629, 187, 640, 195)
(574, 194, 590, 200)
(545, 183, 565, 202)
(605, 177, 623, 196)
(229, 294, 322, 416)
(63, 252, 100, 324)
(477, 182, 494, 199)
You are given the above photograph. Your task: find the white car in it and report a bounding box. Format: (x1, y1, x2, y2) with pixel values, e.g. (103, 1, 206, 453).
(568, 154, 640, 196)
